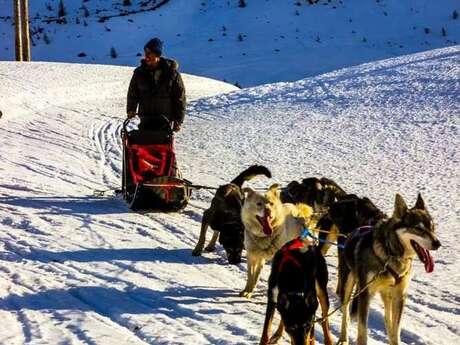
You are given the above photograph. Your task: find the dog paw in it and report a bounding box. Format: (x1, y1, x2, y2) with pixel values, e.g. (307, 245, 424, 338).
(239, 290, 253, 299)
(204, 245, 215, 252)
(191, 248, 203, 256)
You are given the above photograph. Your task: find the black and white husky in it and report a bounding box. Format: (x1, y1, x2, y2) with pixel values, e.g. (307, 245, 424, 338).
(337, 194, 441, 345)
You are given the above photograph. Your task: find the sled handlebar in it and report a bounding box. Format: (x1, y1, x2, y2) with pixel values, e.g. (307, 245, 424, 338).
(122, 118, 131, 132)
(122, 115, 174, 136)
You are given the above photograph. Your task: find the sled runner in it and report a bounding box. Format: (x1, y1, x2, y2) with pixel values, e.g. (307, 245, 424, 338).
(121, 117, 191, 211)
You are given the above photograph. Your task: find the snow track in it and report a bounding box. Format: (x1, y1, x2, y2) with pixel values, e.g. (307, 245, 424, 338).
(1, 48, 459, 344)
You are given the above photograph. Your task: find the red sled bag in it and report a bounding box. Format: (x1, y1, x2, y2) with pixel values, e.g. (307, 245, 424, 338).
(121, 118, 191, 212)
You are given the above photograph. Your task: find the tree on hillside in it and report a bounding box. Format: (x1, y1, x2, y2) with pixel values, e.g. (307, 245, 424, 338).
(110, 47, 118, 58)
(58, 0, 66, 17)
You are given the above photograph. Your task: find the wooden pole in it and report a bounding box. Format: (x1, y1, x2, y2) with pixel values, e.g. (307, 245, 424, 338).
(20, 0, 31, 61)
(14, 0, 23, 61)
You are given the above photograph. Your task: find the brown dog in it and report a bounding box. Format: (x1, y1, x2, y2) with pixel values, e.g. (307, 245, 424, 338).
(281, 177, 346, 213)
(192, 165, 271, 264)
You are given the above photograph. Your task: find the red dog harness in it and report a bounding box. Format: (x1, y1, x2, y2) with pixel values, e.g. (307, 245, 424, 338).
(277, 238, 308, 272)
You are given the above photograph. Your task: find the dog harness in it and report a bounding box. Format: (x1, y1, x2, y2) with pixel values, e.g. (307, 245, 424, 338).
(277, 239, 307, 272)
(350, 226, 407, 285)
(375, 249, 411, 285)
(379, 258, 406, 285)
(301, 226, 345, 249)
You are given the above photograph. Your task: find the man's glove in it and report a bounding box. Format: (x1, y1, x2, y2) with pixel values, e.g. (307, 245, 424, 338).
(127, 111, 136, 119)
(173, 122, 181, 132)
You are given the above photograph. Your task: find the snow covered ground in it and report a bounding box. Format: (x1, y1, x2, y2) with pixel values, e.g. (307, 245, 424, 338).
(1, 0, 459, 86)
(0, 46, 459, 344)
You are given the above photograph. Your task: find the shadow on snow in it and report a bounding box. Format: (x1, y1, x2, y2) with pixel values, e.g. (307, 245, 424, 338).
(0, 195, 128, 215)
(27, 247, 212, 265)
(0, 285, 247, 319)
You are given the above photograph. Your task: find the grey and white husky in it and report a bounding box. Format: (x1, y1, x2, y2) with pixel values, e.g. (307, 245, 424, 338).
(337, 193, 441, 345)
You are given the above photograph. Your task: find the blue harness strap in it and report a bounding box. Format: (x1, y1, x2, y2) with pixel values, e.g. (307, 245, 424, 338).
(300, 226, 345, 249)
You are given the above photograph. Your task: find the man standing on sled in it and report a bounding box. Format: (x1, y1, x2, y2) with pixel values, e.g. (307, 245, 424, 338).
(126, 37, 186, 132)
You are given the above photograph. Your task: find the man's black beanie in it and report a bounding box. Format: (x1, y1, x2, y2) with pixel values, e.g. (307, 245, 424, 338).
(144, 38, 163, 56)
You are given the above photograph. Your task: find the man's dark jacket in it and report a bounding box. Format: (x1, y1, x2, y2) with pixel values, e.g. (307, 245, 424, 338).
(127, 58, 186, 127)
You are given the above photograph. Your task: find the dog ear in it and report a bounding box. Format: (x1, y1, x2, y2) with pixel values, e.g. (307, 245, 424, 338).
(235, 188, 245, 201)
(242, 187, 255, 197)
(414, 193, 426, 210)
(224, 185, 244, 201)
(268, 183, 280, 197)
(269, 183, 280, 191)
(315, 181, 323, 191)
(224, 185, 236, 197)
(393, 194, 408, 219)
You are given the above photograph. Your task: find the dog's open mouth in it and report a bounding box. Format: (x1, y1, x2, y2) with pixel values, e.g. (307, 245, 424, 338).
(257, 214, 273, 236)
(410, 240, 434, 273)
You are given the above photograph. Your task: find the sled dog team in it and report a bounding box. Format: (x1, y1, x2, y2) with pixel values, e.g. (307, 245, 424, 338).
(192, 165, 441, 345)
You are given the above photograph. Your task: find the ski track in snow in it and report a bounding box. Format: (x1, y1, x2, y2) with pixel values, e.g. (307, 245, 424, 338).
(0, 48, 459, 344)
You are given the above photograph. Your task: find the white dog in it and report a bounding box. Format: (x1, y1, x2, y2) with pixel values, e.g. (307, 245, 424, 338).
(239, 184, 313, 298)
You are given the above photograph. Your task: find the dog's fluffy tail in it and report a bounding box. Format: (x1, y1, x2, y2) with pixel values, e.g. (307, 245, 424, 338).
(231, 165, 271, 187)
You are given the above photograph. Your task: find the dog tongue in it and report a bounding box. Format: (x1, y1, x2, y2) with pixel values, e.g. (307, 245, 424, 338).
(413, 241, 434, 273)
(421, 247, 434, 273)
(257, 215, 273, 236)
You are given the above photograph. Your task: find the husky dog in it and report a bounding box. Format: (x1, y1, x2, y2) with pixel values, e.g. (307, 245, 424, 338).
(281, 177, 346, 213)
(260, 239, 333, 345)
(317, 194, 387, 296)
(192, 165, 271, 264)
(338, 194, 441, 345)
(240, 184, 313, 298)
(316, 194, 387, 256)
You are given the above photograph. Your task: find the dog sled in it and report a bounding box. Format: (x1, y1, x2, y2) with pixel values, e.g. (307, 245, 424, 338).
(121, 117, 192, 212)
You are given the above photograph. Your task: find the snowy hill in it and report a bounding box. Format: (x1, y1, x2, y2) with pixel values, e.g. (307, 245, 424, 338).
(0, 46, 459, 344)
(1, 0, 460, 86)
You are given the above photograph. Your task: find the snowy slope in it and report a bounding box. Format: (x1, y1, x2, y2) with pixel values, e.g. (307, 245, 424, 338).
(0, 46, 459, 345)
(1, 0, 460, 86)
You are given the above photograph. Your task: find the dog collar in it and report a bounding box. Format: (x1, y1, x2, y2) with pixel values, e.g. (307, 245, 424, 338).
(374, 250, 410, 285)
(384, 262, 404, 284)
